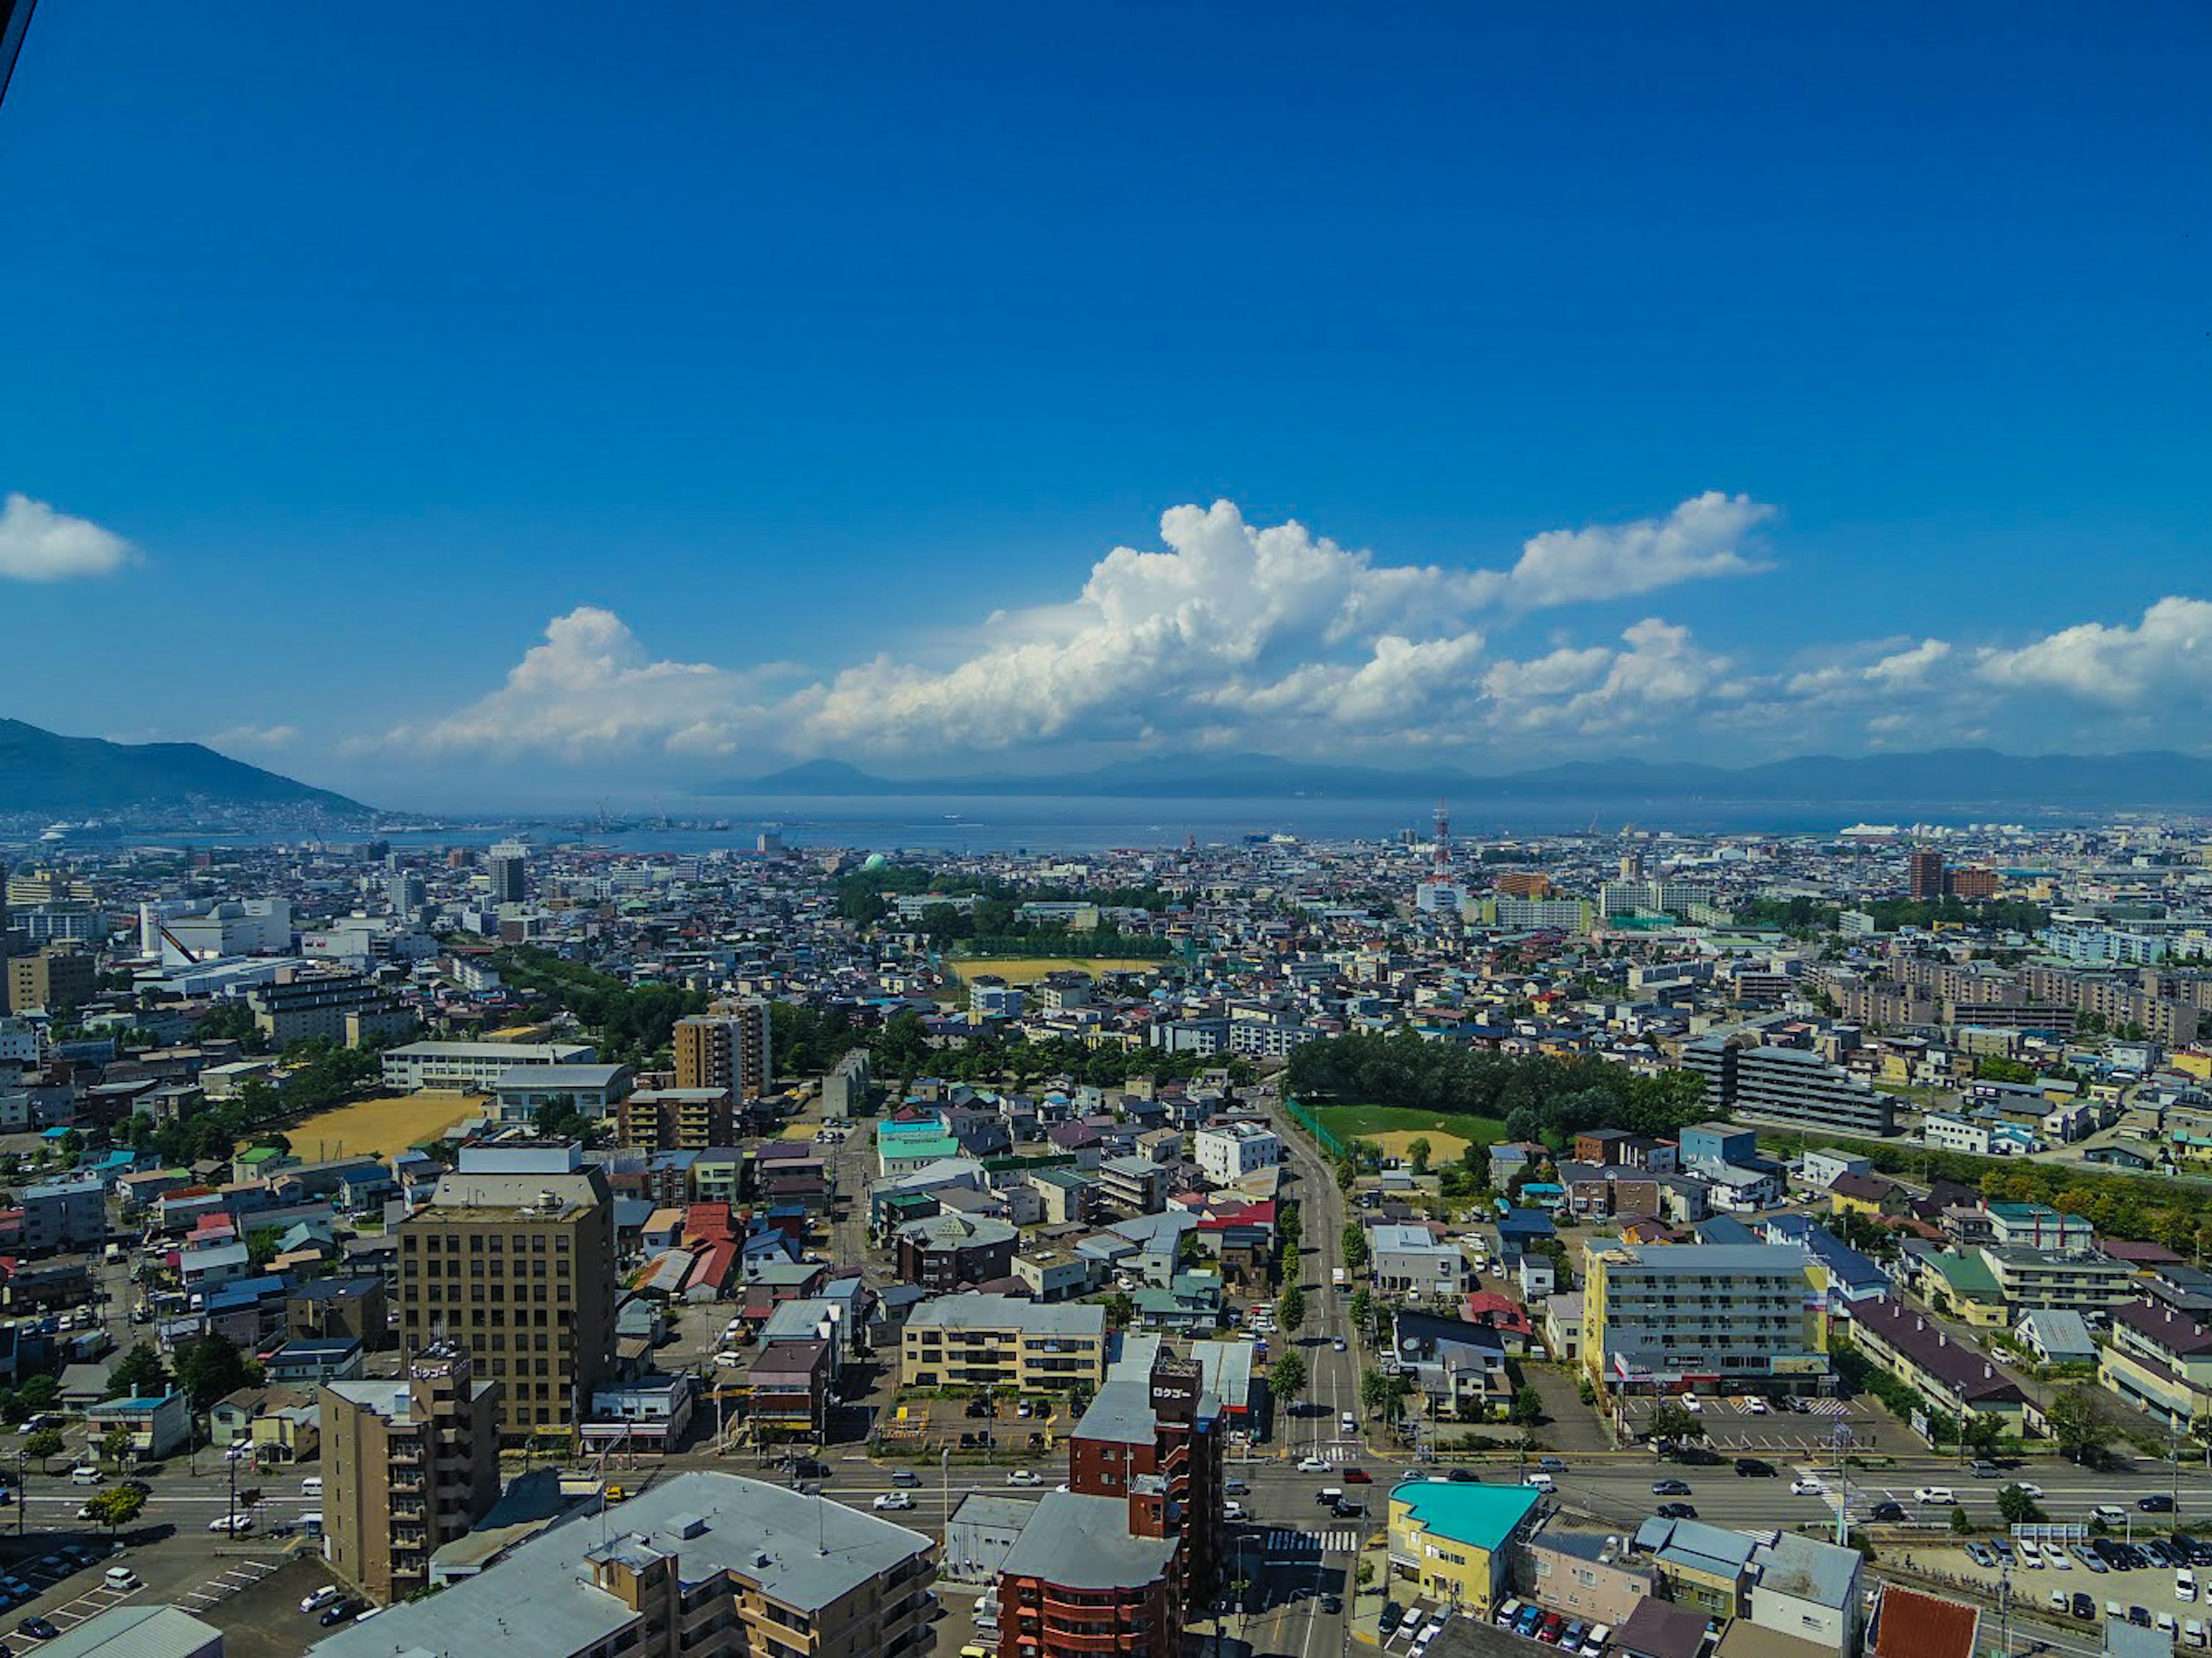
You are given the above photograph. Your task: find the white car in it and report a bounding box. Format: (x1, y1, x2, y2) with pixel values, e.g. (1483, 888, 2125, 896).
(1683, 1397, 1704, 1413)
(1332, 1337, 1347, 1351)
(224, 1443, 253, 1460)
(1297, 1456, 1331, 1473)
(2010, 1482, 2044, 1498)
(872, 1493, 914, 1511)
(208, 1513, 256, 1532)
(102, 1567, 141, 1591)
(1914, 1487, 1955, 1505)
(714, 1350, 745, 1367)
(1791, 1477, 1824, 1496)
(1743, 1397, 1769, 1415)
(1006, 1470, 1041, 1486)
(300, 1586, 343, 1614)
(1224, 1500, 1247, 1520)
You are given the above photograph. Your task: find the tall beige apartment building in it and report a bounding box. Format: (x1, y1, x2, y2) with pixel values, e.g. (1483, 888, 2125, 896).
(673, 997, 772, 1099)
(396, 1139, 617, 1440)
(320, 1342, 501, 1603)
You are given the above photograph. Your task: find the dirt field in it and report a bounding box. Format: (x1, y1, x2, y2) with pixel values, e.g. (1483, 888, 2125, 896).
(285, 1094, 489, 1160)
(1364, 1128, 1472, 1164)
(944, 957, 1165, 985)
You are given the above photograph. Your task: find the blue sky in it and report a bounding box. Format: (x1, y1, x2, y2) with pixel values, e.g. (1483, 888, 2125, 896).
(2, 1, 2209, 808)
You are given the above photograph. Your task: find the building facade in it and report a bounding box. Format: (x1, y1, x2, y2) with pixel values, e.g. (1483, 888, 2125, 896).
(395, 1140, 618, 1439)
(320, 1342, 501, 1603)
(1584, 1242, 1830, 1394)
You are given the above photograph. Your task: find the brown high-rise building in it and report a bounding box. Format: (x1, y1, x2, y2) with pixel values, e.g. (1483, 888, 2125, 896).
(1948, 866, 1999, 901)
(396, 1140, 617, 1441)
(998, 1350, 1224, 1658)
(673, 999, 773, 1099)
(1908, 850, 1948, 900)
(320, 1341, 502, 1603)
(616, 1086, 734, 1152)
(4, 943, 96, 1016)
(1496, 870, 1554, 900)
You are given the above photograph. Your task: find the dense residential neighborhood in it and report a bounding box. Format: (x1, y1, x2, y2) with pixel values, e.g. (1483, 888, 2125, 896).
(3, 819, 2212, 1656)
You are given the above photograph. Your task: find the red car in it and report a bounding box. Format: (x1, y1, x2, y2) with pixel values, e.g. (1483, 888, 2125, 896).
(1539, 1613, 1566, 1645)
(1342, 1468, 1372, 1484)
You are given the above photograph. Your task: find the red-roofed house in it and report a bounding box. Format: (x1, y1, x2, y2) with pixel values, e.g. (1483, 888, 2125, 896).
(1459, 1291, 1537, 1354)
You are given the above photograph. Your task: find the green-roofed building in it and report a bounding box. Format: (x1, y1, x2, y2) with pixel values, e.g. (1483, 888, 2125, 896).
(1387, 1478, 1543, 1615)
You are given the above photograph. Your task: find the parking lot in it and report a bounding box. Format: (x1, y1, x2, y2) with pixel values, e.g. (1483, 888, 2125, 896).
(1617, 1392, 1884, 1453)
(1907, 1534, 2212, 1644)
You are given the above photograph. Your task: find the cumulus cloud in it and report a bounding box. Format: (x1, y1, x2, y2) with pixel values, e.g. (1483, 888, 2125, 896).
(1484, 619, 1735, 735)
(0, 494, 135, 581)
(209, 724, 298, 750)
(1976, 597, 2212, 706)
(362, 495, 1779, 764)
(372, 606, 794, 760)
(1787, 636, 1953, 699)
(1468, 490, 1775, 609)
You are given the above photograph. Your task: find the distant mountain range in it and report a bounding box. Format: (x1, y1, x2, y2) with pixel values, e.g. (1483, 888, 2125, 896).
(0, 719, 371, 817)
(707, 748, 2212, 807)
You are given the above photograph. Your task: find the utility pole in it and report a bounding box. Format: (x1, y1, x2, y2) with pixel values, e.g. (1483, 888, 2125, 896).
(1832, 1421, 1855, 1550)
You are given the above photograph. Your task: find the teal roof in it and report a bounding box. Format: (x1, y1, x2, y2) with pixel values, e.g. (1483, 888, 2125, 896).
(1389, 1479, 1541, 1551)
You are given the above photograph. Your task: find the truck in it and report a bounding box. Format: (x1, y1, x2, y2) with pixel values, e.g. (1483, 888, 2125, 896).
(556, 1473, 604, 1500)
(1332, 1267, 1349, 1288)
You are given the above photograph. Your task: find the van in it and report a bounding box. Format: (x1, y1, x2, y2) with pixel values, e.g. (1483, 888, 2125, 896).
(1496, 1599, 1525, 1630)
(890, 1469, 921, 1488)
(71, 1466, 103, 1485)
(2018, 1539, 2043, 1568)
(1528, 1473, 1555, 1490)
(1340, 1413, 1357, 1435)
(103, 1567, 141, 1591)
(1316, 1486, 1344, 1505)
(301, 1477, 323, 1497)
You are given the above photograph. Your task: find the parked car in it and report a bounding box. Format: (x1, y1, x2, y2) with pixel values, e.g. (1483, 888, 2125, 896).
(300, 1586, 344, 1614)
(1967, 1544, 1997, 1569)
(2073, 1593, 2097, 1621)
(318, 1600, 365, 1627)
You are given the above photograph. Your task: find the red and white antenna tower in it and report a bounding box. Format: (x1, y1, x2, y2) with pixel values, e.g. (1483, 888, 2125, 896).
(1433, 798, 1451, 871)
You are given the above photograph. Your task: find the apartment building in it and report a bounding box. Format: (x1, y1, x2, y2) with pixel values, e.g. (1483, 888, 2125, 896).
(1062, 1352, 1225, 1607)
(1583, 1242, 1829, 1394)
(1681, 1035, 1896, 1139)
(1844, 1296, 2029, 1432)
(396, 1140, 618, 1439)
(821, 1048, 872, 1117)
(1193, 1120, 1281, 1185)
(1099, 1155, 1168, 1216)
(2100, 1299, 2212, 1426)
(674, 999, 773, 1100)
(1979, 1247, 2135, 1315)
(900, 1295, 1107, 1392)
(3, 943, 95, 1016)
(894, 1212, 1018, 1292)
(381, 1040, 596, 1092)
(618, 1086, 734, 1151)
(307, 1473, 938, 1658)
(247, 971, 416, 1048)
(320, 1342, 501, 1603)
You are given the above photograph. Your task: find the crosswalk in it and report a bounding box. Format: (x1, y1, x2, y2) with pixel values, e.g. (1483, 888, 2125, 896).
(1259, 1528, 1363, 1555)
(1301, 1443, 1362, 1462)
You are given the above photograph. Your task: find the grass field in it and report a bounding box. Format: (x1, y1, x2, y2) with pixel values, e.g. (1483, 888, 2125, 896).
(1311, 1103, 1508, 1155)
(286, 1094, 489, 1160)
(943, 957, 1166, 985)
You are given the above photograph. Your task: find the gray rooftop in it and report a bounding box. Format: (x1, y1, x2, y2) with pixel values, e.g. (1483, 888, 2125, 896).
(1751, 1531, 1858, 1611)
(1606, 1243, 1809, 1277)
(906, 1294, 1105, 1338)
(1070, 1379, 1156, 1445)
(998, 1489, 1178, 1591)
(308, 1472, 931, 1657)
(26, 1606, 225, 1658)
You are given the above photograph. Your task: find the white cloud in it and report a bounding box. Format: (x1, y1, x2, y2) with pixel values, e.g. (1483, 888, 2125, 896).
(1787, 636, 1953, 699)
(1471, 490, 1775, 610)
(358, 495, 1779, 765)
(372, 606, 792, 760)
(0, 494, 134, 581)
(209, 724, 298, 750)
(1976, 597, 2212, 706)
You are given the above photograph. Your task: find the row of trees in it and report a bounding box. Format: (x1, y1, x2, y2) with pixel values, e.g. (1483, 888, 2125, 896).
(833, 865, 1176, 927)
(493, 946, 708, 1067)
(133, 1033, 388, 1166)
(1287, 1034, 1711, 1148)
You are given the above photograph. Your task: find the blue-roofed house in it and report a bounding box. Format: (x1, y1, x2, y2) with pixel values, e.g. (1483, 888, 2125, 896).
(1633, 1513, 1761, 1618)
(2016, 1308, 2096, 1365)
(1695, 1215, 1761, 1247)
